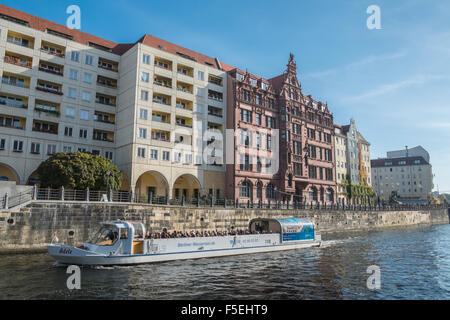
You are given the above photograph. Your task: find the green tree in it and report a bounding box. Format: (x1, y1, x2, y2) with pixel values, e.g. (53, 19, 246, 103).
(37, 152, 122, 190)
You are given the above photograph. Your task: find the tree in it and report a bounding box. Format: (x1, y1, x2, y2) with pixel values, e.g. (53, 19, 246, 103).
(37, 152, 122, 190)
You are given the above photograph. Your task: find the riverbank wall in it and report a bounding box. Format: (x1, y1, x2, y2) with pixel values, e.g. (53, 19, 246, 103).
(0, 201, 448, 253)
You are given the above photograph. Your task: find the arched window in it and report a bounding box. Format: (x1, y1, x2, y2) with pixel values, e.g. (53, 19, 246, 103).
(256, 182, 263, 199)
(309, 187, 318, 201)
(239, 181, 252, 198)
(266, 183, 276, 199)
(326, 189, 334, 202)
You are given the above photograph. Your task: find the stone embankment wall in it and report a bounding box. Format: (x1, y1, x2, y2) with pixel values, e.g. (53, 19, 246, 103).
(0, 201, 448, 253)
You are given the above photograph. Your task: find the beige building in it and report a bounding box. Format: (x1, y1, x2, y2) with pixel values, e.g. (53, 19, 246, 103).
(0, 5, 226, 201)
(371, 153, 433, 202)
(334, 119, 371, 204)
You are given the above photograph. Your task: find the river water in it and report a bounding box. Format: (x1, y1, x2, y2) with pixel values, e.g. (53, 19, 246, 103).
(1, 224, 450, 300)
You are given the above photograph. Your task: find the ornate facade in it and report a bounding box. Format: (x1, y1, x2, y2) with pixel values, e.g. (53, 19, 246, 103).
(225, 55, 337, 204)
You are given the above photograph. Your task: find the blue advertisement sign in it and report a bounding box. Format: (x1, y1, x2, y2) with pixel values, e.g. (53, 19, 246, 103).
(277, 218, 315, 242)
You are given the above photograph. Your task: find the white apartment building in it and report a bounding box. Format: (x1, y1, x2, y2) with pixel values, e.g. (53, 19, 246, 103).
(0, 5, 226, 201)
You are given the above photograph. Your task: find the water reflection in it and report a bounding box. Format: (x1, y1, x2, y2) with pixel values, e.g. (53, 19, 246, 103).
(0, 225, 449, 300)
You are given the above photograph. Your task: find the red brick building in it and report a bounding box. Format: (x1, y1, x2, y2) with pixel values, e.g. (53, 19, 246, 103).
(225, 54, 336, 204)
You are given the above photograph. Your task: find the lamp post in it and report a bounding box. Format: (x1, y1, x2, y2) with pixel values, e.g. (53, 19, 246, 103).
(106, 170, 111, 201)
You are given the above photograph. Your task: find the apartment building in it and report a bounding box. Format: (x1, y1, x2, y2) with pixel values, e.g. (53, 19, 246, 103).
(334, 119, 371, 204)
(371, 147, 433, 202)
(225, 55, 336, 204)
(0, 5, 226, 200)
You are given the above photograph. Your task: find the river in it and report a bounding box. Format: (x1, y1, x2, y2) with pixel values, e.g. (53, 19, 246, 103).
(1, 224, 450, 300)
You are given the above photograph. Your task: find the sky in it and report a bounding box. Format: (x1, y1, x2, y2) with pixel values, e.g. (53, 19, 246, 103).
(2, 0, 450, 192)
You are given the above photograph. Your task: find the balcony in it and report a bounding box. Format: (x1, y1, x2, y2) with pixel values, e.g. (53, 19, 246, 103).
(98, 58, 119, 72)
(2, 72, 30, 89)
(152, 111, 171, 124)
(93, 130, 114, 143)
(177, 65, 193, 77)
(36, 81, 63, 95)
(153, 75, 172, 88)
(153, 94, 171, 106)
(0, 115, 26, 130)
(4, 52, 32, 69)
(7, 31, 34, 49)
(154, 57, 172, 71)
(94, 112, 115, 124)
(0, 93, 28, 109)
(34, 100, 61, 117)
(97, 76, 117, 89)
(151, 130, 170, 142)
(40, 41, 65, 58)
(39, 61, 64, 76)
(208, 75, 223, 87)
(176, 116, 193, 128)
(208, 90, 223, 102)
(177, 81, 193, 94)
(95, 94, 116, 107)
(176, 99, 193, 111)
(208, 106, 223, 118)
(32, 120, 58, 134)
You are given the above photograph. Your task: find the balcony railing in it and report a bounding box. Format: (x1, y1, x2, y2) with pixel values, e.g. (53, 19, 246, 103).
(93, 136, 114, 143)
(7, 38, 32, 49)
(94, 118, 115, 125)
(36, 86, 63, 95)
(95, 98, 116, 107)
(177, 87, 193, 94)
(39, 66, 63, 76)
(4, 56, 32, 69)
(154, 81, 172, 88)
(97, 81, 117, 89)
(35, 106, 60, 116)
(32, 126, 58, 134)
(208, 111, 223, 118)
(0, 122, 24, 130)
(208, 95, 223, 102)
(153, 99, 171, 106)
(176, 122, 193, 128)
(0, 100, 28, 109)
(2, 78, 27, 88)
(177, 70, 193, 77)
(152, 136, 170, 142)
(40, 47, 65, 58)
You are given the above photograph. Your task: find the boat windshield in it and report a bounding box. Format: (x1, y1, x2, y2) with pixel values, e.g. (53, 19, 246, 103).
(89, 225, 119, 246)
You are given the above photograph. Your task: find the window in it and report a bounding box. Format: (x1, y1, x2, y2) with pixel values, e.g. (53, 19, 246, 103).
(241, 89, 250, 102)
(64, 127, 73, 137)
(47, 144, 56, 155)
(85, 55, 93, 65)
(184, 153, 192, 164)
(267, 135, 272, 150)
(30, 142, 40, 154)
(266, 116, 275, 129)
(141, 90, 149, 101)
(256, 113, 262, 126)
(68, 88, 77, 99)
(309, 166, 317, 179)
(139, 128, 147, 139)
(92, 150, 100, 155)
(137, 147, 146, 158)
(105, 151, 113, 160)
(141, 72, 149, 82)
(63, 146, 72, 153)
(255, 94, 261, 105)
(240, 109, 252, 123)
(83, 73, 92, 83)
(71, 51, 79, 62)
(173, 152, 181, 163)
(13, 140, 23, 152)
(143, 54, 150, 65)
(197, 88, 204, 97)
(239, 181, 251, 198)
(0, 138, 5, 150)
(69, 69, 78, 80)
(66, 107, 75, 118)
(150, 149, 158, 160)
(80, 110, 89, 120)
(196, 104, 204, 113)
(140, 109, 148, 120)
(79, 129, 88, 139)
(198, 71, 204, 81)
(163, 151, 170, 161)
(82, 91, 91, 101)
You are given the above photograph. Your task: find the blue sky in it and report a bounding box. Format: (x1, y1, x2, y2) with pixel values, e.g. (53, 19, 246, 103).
(3, 0, 450, 191)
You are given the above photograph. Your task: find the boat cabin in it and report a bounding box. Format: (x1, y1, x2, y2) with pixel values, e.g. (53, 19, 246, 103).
(249, 218, 315, 242)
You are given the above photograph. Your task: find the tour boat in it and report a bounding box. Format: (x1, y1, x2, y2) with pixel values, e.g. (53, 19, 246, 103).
(47, 218, 322, 266)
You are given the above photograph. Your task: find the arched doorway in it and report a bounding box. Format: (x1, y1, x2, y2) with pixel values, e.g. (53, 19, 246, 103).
(309, 187, 318, 203)
(256, 181, 263, 201)
(0, 163, 19, 183)
(136, 171, 169, 203)
(172, 174, 201, 201)
(326, 188, 334, 203)
(27, 171, 40, 185)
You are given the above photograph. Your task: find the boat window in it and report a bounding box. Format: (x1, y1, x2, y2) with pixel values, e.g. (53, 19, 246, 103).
(132, 223, 144, 240)
(120, 228, 128, 240)
(89, 225, 119, 246)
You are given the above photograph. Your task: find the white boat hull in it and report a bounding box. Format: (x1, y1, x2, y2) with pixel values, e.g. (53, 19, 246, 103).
(48, 237, 321, 266)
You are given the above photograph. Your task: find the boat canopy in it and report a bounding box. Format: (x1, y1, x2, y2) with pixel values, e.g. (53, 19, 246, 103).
(249, 218, 315, 242)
